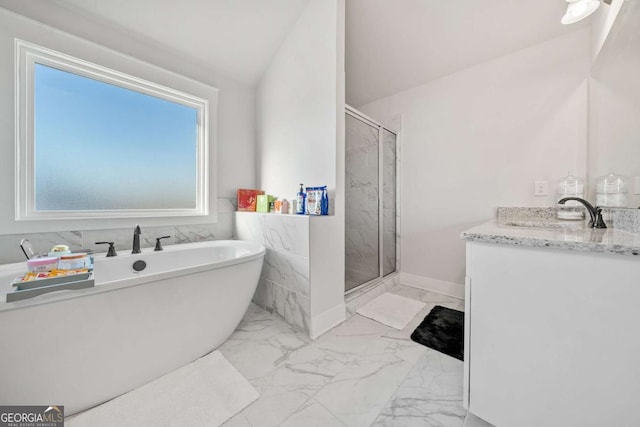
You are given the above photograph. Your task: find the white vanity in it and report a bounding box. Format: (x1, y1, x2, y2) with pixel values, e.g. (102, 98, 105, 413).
(461, 208, 640, 427)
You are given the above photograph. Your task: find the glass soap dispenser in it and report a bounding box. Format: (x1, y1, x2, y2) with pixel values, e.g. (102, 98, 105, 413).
(596, 173, 628, 207)
(556, 172, 585, 220)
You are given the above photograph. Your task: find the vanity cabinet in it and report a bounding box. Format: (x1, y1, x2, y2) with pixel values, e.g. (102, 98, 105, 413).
(464, 241, 640, 427)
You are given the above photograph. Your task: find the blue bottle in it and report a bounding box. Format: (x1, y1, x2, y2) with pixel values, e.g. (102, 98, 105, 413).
(296, 184, 306, 214)
(321, 186, 329, 215)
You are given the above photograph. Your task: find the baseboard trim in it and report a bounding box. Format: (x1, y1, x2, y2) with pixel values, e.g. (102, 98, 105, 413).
(310, 303, 346, 339)
(400, 272, 465, 300)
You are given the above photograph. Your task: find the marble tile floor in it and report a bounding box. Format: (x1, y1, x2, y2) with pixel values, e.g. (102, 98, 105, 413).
(219, 282, 469, 427)
(69, 282, 478, 426)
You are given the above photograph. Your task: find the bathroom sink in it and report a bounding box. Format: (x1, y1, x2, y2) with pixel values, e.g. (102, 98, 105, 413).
(501, 220, 585, 230)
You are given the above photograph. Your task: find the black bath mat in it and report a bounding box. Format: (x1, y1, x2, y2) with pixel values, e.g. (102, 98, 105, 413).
(410, 305, 464, 361)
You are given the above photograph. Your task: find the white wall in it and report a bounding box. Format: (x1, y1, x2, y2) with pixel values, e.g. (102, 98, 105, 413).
(358, 28, 590, 286)
(256, 0, 345, 335)
(589, 0, 640, 206)
(0, 7, 255, 234)
(256, 0, 340, 200)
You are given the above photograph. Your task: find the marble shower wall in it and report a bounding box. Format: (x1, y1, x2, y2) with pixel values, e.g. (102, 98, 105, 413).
(0, 198, 236, 264)
(345, 111, 399, 290)
(382, 128, 397, 276)
(235, 212, 311, 333)
(345, 114, 380, 290)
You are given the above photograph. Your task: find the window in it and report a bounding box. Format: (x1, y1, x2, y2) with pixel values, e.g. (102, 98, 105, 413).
(15, 40, 213, 220)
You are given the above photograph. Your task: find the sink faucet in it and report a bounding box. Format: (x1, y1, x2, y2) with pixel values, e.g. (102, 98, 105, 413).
(132, 224, 142, 254)
(557, 197, 607, 229)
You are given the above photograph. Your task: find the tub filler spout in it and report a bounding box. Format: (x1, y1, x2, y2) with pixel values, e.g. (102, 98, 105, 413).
(132, 224, 142, 254)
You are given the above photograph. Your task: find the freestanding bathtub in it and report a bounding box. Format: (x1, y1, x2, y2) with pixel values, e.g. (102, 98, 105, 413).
(0, 240, 265, 415)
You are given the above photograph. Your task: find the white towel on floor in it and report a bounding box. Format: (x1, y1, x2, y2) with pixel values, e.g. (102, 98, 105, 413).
(356, 292, 426, 330)
(67, 351, 258, 427)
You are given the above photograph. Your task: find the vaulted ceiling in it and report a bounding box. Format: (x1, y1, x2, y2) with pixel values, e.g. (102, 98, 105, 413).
(0, 0, 591, 106)
(0, 0, 311, 84)
(346, 0, 590, 106)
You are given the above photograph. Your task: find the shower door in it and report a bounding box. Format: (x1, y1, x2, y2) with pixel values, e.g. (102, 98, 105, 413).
(345, 108, 397, 292)
(345, 113, 379, 290)
(382, 128, 397, 277)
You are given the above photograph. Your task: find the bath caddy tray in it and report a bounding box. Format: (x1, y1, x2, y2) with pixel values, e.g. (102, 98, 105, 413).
(7, 273, 94, 303)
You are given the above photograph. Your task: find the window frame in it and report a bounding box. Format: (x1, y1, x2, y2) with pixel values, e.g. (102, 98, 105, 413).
(15, 39, 211, 221)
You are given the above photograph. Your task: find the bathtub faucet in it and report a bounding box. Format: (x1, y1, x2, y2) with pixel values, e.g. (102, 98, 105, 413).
(132, 225, 142, 254)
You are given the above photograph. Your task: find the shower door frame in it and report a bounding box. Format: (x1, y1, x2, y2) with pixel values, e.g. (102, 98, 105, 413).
(345, 105, 400, 295)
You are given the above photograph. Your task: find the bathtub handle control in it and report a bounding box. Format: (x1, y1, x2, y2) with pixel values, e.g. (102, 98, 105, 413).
(154, 236, 171, 251)
(95, 241, 117, 257)
(132, 260, 147, 272)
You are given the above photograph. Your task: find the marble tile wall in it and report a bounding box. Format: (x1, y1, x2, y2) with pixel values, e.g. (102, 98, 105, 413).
(0, 198, 236, 264)
(345, 114, 381, 290)
(235, 212, 311, 333)
(382, 128, 397, 276)
(345, 113, 399, 290)
(394, 125, 402, 275)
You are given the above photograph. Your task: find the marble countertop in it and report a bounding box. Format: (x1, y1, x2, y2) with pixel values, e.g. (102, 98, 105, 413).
(461, 220, 640, 256)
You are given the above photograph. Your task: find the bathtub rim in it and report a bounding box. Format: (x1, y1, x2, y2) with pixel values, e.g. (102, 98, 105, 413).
(0, 239, 265, 313)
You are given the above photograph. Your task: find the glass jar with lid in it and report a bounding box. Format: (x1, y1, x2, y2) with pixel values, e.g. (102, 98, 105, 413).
(596, 173, 628, 207)
(556, 172, 585, 220)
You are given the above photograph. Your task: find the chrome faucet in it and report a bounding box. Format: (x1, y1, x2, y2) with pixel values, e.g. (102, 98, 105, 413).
(132, 224, 142, 254)
(557, 197, 607, 229)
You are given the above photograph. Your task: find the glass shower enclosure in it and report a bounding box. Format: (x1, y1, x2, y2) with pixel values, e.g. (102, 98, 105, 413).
(345, 107, 397, 292)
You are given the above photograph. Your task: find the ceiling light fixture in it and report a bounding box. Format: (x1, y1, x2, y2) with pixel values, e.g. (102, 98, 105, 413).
(561, 0, 611, 25)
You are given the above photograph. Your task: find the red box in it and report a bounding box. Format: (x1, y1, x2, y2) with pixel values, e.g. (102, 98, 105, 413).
(237, 189, 265, 212)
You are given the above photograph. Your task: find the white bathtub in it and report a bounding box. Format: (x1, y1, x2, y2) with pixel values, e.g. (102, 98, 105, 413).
(0, 240, 265, 415)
